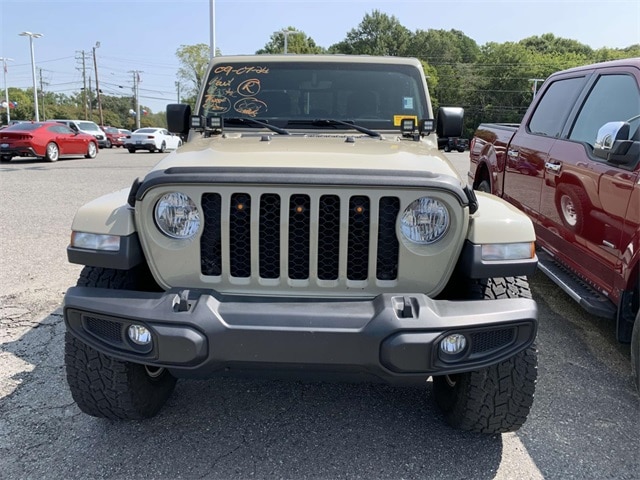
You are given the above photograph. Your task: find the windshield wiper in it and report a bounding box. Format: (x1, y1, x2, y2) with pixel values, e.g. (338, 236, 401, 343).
(225, 117, 290, 135)
(287, 119, 381, 138)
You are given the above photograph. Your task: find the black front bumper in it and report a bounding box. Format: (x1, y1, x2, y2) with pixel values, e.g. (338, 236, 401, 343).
(63, 287, 537, 384)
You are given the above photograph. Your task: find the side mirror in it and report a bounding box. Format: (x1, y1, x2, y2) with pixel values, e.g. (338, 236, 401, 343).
(594, 121, 638, 165)
(167, 103, 192, 136)
(436, 107, 464, 139)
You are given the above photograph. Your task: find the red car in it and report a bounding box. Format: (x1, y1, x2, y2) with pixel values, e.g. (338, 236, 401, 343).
(0, 122, 98, 162)
(101, 125, 127, 148)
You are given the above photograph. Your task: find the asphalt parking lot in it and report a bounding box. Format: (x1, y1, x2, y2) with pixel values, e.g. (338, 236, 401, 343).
(0, 148, 638, 479)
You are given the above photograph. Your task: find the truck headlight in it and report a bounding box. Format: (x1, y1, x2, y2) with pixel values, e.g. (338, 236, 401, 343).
(154, 192, 201, 239)
(400, 197, 450, 244)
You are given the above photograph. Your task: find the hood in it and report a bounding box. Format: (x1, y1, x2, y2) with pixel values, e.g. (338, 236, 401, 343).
(149, 133, 461, 183)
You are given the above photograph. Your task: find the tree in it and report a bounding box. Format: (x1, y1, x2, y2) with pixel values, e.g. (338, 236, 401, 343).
(328, 10, 412, 56)
(176, 43, 211, 100)
(256, 27, 325, 54)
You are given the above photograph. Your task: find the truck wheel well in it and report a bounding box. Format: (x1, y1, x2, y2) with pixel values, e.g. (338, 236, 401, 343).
(474, 163, 490, 190)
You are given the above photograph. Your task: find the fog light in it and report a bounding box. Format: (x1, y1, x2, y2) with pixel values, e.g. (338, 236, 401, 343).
(128, 325, 152, 345)
(440, 334, 467, 354)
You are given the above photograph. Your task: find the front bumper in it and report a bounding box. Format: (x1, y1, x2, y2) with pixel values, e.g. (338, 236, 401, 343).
(63, 288, 537, 384)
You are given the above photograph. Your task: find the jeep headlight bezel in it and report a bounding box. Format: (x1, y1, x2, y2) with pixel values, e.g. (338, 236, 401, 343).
(400, 196, 450, 245)
(154, 192, 201, 239)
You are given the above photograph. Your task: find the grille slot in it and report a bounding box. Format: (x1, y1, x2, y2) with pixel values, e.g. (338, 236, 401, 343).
(471, 329, 515, 354)
(200, 192, 400, 283)
(85, 316, 123, 344)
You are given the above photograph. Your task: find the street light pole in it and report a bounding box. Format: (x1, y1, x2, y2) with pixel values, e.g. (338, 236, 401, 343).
(209, 0, 216, 60)
(19, 31, 43, 122)
(0, 57, 14, 125)
(278, 30, 300, 54)
(93, 41, 104, 126)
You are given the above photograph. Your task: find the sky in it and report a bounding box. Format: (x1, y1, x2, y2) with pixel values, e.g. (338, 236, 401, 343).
(1, 0, 639, 115)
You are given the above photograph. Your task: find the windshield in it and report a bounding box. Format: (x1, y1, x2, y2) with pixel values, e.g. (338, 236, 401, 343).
(78, 122, 100, 131)
(199, 60, 428, 130)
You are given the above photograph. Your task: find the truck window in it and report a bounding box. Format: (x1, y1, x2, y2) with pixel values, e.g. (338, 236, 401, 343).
(569, 74, 640, 146)
(527, 77, 586, 137)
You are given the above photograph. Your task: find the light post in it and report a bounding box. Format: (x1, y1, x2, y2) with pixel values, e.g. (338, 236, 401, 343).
(209, 0, 216, 60)
(278, 29, 300, 54)
(0, 57, 13, 125)
(19, 31, 43, 122)
(93, 41, 104, 126)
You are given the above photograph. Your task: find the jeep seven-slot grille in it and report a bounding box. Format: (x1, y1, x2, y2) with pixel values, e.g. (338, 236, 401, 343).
(200, 193, 400, 281)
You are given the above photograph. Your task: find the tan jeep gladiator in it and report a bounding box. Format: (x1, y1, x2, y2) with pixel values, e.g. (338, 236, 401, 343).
(63, 55, 539, 433)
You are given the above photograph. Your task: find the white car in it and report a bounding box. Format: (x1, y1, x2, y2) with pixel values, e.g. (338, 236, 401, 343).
(124, 128, 182, 153)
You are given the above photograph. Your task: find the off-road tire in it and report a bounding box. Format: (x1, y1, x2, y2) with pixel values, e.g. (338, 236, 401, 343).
(477, 179, 491, 193)
(65, 266, 175, 420)
(433, 277, 538, 433)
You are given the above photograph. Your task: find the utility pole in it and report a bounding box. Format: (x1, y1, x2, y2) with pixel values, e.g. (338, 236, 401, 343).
(209, 0, 216, 60)
(130, 70, 142, 129)
(175, 81, 180, 103)
(0, 57, 14, 125)
(88, 75, 93, 121)
(76, 50, 89, 119)
(93, 42, 104, 126)
(39, 68, 47, 120)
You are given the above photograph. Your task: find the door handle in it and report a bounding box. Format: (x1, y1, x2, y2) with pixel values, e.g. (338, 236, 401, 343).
(545, 162, 562, 174)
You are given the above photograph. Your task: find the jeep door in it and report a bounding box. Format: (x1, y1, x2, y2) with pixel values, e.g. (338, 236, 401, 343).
(538, 65, 640, 297)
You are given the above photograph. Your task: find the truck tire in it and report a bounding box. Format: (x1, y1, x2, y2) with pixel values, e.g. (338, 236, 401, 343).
(477, 179, 491, 193)
(631, 311, 639, 391)
(65, 266, 176, 420)
(433, 276, 538, 433)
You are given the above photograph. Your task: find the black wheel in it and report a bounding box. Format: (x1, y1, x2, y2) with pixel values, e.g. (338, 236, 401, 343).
(555, 184, 588, 234)
(0, 154, 11, 163)
(106, 140, 112, 148)
(631, 311, 639, 391)
(159, 141, 166, 153)
(128, 148, 136, 154)
(457, 148, 465, 153)
(477, 179, 491, 193)
(444, 146, 451, 152)
(85, 142, 97, 159)
(45, 142, 59, 162)
(433, 277, 538, 433)
(65, 266, 175, 420)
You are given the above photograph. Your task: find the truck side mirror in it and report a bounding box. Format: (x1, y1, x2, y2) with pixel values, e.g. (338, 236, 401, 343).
(594, 120, 639, 166)
(167, 103, 192, 136)
(436, 107, 464, 139)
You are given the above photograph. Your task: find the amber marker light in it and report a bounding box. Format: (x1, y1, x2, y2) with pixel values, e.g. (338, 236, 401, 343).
(355, 205, 365, 214)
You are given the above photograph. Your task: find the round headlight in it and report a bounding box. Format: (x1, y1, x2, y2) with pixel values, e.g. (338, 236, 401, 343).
(154, 192, 201, 239)
(400, 197, 449, 244)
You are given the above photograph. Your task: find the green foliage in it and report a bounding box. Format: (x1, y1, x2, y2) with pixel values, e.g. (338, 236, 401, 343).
(256, 27, 326, 54)
(328, 10, 412, 56)
(176, 43, 211, 99)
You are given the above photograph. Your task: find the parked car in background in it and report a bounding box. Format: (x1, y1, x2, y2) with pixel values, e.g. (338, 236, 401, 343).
(118, 128, 132, 137)
(468, 58, 640, 386)
(0, 121, 98, 162)
(101, 126, 127, 148)
(50, 119, 109, 149)
(123, 127, 182, 153)
(444, 137, 469, 152)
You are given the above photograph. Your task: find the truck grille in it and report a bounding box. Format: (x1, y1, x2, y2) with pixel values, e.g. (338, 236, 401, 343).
(200, 192, 400, 282)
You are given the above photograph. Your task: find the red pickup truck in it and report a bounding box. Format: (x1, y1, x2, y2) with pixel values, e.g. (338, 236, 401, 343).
(468, 58, 640, 387)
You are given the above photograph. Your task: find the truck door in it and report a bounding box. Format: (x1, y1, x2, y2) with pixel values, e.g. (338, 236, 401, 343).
(503, 76, 587, 219)
(539, 69, 640, 296)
